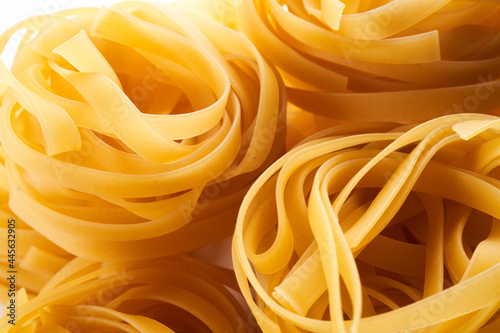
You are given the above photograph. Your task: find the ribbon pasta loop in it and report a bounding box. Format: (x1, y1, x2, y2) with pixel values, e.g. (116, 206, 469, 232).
(237, 0, 500, 124)
(0, 1, 286, 262)
(233, 114, 500, 332)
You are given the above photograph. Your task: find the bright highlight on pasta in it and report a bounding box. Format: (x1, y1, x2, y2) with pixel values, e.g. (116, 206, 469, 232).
(237, 0, 500, 122)
(0, 1, 286, 262)
(0, 254, 252, 332)
(233, 114, 500, 332)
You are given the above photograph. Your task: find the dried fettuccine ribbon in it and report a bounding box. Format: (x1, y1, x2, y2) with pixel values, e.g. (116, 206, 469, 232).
(0, 1, 285, 261)
(233, 114, 500, 332)
(0, 139, 74, 304)
(0, 254, 253, 332)
(236, 0, 500, 122)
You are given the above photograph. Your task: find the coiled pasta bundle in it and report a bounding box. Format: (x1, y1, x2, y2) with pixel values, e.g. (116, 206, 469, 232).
(237, 0, 500, 122)
(0, 254, 254, 332)
(0, 1, 286, 261)
(233, 114, 500, 332)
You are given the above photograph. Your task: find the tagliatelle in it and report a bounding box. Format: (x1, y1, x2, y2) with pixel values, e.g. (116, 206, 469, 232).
(233, 114, 500, 332)
(0, 254, 254, 332)
(237, 0, 500, 123)
(0, 140, 74, 305)
(0, 1, 286, 261)
(2, 1, 500, 332)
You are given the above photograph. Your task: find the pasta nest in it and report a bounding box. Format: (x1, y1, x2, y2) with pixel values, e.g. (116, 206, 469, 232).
(237, 0, 500, 122)
(233, 114, 500, 332)
(0, 1, 286, 261)
(0, 255, 254, 332)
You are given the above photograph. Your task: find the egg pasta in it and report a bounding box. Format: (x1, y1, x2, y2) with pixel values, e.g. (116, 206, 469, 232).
(0, 254, 252, 332)
(0, 140, 74, 305)
(237, 0, 500, 123)
(0, 1, 286, 262)
(233, 114, 500, 332)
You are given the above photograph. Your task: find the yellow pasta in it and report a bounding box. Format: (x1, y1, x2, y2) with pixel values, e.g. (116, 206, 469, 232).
(0, 140, 74, 304)
(0, 1, 286, 262)
(0, 254, 253, 332)
(2, 1, 500, 332)
(236, 0, 500, 123)
(233, 114, 500, 332)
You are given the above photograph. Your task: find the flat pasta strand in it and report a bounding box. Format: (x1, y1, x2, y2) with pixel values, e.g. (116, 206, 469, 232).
(0, 1, 286, 262)
(0, 255, 252, 332)
(237, 0, 500, 125)
(233, 114, 500, 332)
